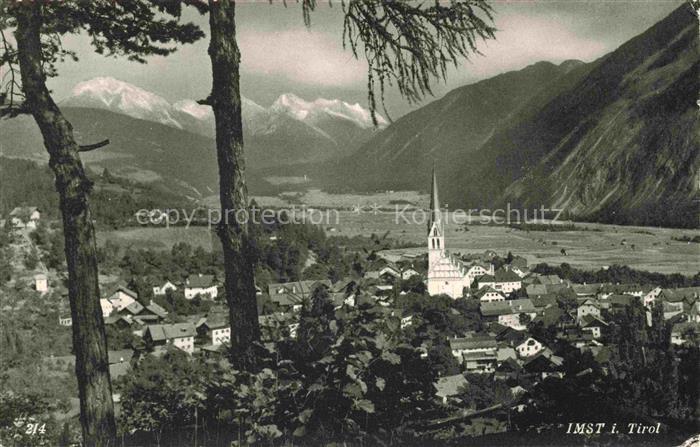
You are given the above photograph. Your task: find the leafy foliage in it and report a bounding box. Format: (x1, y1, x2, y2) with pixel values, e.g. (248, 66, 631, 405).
(533, 262, 700, 288)
(118, 294, 443, 445)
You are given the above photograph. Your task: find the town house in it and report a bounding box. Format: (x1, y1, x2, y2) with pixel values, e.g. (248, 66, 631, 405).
(185, 274, 218, 299)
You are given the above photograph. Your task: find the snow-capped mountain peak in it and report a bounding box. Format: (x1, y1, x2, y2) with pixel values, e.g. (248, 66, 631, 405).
(66, 77, 182, 128)
(271, 93, 386, 129)
(173, 99, 212, 120)
(61, 77, 384, 159)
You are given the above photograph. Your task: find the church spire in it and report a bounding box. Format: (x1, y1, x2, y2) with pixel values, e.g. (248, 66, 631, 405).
(428, 163, 441, 234)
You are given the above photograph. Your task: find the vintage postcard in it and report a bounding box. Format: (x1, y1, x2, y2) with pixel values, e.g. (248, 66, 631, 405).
(0, 0, 698, 446)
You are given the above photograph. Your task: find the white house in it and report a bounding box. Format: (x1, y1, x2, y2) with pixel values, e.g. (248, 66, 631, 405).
(481, 299, 537, 331)
(516, 337, 544, 358)
(448, 336, 498, 359)
(643, 287, 663, 308)
(9, 207, 40, 230)
(106, 286, 137, 311)
(476, 269, 523, 295)
(474, 286, 506, 303)
(152, 280, 178, 296)
(580, 315, 608, 339)
(145, 323, 196, 354)
(34, 274, 49, 293)
(185, 274, 218, 299)
(100, 299, 115, 318)
(498, 313, 534, 331)
(576, 299, 601, 322)
(211, 326, 231, 346)
(58, 316, 72, 327)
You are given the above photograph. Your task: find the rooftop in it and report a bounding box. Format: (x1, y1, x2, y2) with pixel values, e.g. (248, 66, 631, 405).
(449, 336, 498, 351)
(481, 299, 536, 316)
(146, 323, 196, 341)
(187, 274, 216, 289)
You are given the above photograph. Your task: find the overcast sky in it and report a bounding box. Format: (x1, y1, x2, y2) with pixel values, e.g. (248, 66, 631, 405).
(48, 0, 683, 118)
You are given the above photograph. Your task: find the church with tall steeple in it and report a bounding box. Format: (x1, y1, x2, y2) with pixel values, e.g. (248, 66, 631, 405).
(426, 169, 494, 298)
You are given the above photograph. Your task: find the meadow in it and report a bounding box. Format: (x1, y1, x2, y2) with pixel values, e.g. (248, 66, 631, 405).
(98, 183, 699, 277)
(326, 211, 700, 275)
(97, 209, 699, 275)
(97, 226, 216, 251)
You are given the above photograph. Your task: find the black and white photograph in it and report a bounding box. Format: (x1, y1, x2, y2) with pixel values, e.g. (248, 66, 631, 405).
(0, 0, 698, 446)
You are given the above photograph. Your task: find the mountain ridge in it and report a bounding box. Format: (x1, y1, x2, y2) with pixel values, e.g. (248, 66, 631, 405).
(309, 3, 698, 228)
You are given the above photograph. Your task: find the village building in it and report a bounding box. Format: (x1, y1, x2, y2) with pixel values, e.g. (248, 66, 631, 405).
(515, 337, 544, 358)
(371, 264, 420, 281)
(481, 299, 537, 331)
(476, 268, 523, 295)
(606, 294, 637, 310)
(196, 316, 231, 346)
(100, 299, 115, 318)
(523, 349, 564, 379)
(688, 302, 700, 323)
(643, 286, 663, 307)
(576, 299, 601, 322)
(105, 285, 138, 311)
(474, 286, 506, 303)
(462, 351, 497, 374)
(530, 294, 557, 313)
(144, 323, 196, 354)
(108, 350, 134, 381)
(495, 358, 522, 380)
(184, 274, 218, 299)
(116, 300, 168, 324)
(34, 273, 49, 293)
(600, 283, 647, 299)
(670, 322, 698, 345)
(504, 263, 529, 278)
(579, 315, 608, 339)
(434, 374, 469, 405)
(152, 280, 178, 296)
(572, 283, 603, 297)
(525, 284, 549, 298)
(58, 315, 72, 327)
(426, 170, 493, 298)
(448, 335, 498, 359)
(660, 287, 700, 306)
(533, 274, 564, 286)
(267, 279, 332, 312)
(9, 206, 41, 230)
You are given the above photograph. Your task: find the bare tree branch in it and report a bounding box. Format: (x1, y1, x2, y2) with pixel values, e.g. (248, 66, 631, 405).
(78, 139, 110, 152)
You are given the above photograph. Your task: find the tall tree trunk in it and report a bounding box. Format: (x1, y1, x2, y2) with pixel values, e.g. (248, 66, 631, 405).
(207, 0, 261, 371)
(14, 4, 117, 446)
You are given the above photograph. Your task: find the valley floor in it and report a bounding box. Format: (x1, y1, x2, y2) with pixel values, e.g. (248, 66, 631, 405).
(99, 211, 700, 275)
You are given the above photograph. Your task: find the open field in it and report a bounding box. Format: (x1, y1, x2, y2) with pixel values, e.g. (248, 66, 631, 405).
(97, 211, 699, 275)
(97, 226, 215, 251)
(321, 211, 700, 275)
(201, 189, 428, 210)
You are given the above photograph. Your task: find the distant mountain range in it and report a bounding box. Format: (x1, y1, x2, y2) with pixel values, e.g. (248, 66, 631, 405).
(57, 77, 386, 168)
(1, 79, 386, 197)
(311, 3, 699, 228)
(1, 4, 696, 228)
